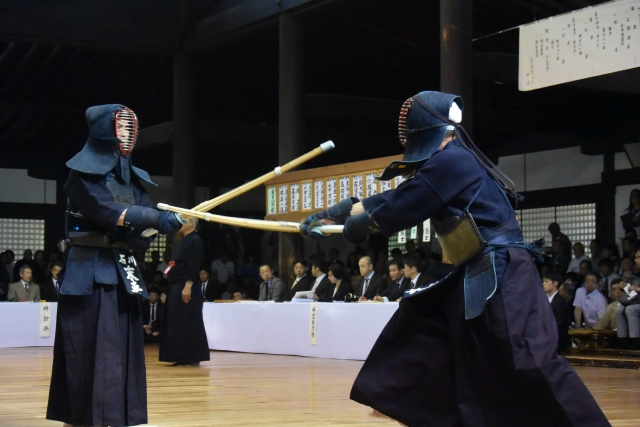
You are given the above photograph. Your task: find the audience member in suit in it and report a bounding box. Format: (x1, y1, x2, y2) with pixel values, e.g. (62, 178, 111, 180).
(199, 269, 223, 302)
(328, 248, 344, 267)
(355, 256, 386, 301)
(309, 259, 331, 299)
(543, 272, 570, 353)
(258, 264, 286, 301)
(404, 256, 429, 291)
(286, 259, 313, 301)
(375, 260, 411, 302)
(12, 249, 43, 283)
(331, 264, 352, 302)
(8, 265, 40, 302)
(39, 262, 63, 302)
(142, 288, 164, 343)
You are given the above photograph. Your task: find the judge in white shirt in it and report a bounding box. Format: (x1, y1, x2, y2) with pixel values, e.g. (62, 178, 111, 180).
(142, 288, 164, 343)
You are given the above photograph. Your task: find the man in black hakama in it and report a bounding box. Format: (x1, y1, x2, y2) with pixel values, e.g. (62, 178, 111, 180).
(301, 91, 610, 427)
(46, 104, 183, 427)
(159, 218, 210, 366)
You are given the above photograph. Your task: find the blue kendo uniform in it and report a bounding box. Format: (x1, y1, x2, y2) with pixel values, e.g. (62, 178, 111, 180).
(47, 104, 182, 427)
(301, 92, 610, 427)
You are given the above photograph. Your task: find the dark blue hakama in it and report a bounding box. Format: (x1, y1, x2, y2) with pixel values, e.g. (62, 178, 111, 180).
(350, 140, 610, 427)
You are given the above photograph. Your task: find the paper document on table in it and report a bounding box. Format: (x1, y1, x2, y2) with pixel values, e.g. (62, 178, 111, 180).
(292, 291, 314, 303)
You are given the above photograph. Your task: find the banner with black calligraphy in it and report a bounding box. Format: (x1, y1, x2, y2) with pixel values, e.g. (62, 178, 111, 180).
(519, 0, 640, 91)
(40, 303, 52, 338)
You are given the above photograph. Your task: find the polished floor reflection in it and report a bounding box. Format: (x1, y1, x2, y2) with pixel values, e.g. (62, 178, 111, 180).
(0, 345, 638, 426)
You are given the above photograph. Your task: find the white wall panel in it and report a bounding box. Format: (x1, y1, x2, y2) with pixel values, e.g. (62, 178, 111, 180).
(496, 154, 525, 193)
(525, 147, 602, 191)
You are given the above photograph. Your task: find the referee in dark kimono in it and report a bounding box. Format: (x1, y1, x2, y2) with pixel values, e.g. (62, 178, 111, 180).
(301, 91, 610, 427)
(159, 217, 210, 366)
(46, 104, 183, 427)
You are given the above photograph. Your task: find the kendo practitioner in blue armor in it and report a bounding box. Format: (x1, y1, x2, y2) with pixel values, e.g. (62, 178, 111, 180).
(301, 91, 610, 427)
(46, 104, 184, 427)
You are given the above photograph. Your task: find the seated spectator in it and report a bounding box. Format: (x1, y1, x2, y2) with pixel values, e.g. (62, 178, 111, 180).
(12, 249, 42, 283)
(550, 240, 570, 275)
(40, 262, 63, 302)
(314, 264, 350, 302)
(573, 273, 607, 329)
(328, 248, 344, 267)
(233, 290, 246, 301)
(2, 250, 14, 280)
(241, 273, 260, 300)
(621, 237, 638, 259)
(559, 282, 575, 305)
(33, 250, 47, 281)
(258, 264, 285, 301)
(239, 254, 260, 285)
(142, 288, 164, 343)
(619, 257, 634, 276)
(345, 252, 359, 275)
(404, 240, 416, 256)
(542, 272, 569, 353)
(593, 279, 623, 331)
(588, 240, 602, 271)
(375, 260, 390, 282)
(7, 265, 40, 302)
(548, 222, 572, 259)
(566, 242, 590, 274)
(620, 188, 640, 235)
(355, 256, 386, 301)
(598, 258, 621, 298)
(404, 256, 427, 290)
(375, 260, 411, 303)
(390, 248, 403, 263)
(615, 276, 640, 349)
(199, 269, 222, 302)
(149, 271, 169, 291)
(579, 259, 594, 279)
(211, 252, 235, 286)
(286, 259, 313, 301)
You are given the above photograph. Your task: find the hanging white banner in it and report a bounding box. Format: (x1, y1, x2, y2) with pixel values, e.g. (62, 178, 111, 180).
(398, 229, 407, 244)
(40, 303, 52, 338)
(519, 0, 640, 91)
(410, 226, 418, 239)
(423, 219, 431, 242)
(309, 303, 318, 345)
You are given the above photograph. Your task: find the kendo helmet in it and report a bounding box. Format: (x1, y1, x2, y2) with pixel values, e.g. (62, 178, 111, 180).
(66, 104, 155, 185)
(378, 91, 463, 181)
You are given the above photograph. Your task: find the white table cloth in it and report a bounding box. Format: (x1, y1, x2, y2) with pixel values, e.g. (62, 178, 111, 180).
(0, 302, 57, 348)
(203, 302, 398, 360)
(0, 302, 398, 360)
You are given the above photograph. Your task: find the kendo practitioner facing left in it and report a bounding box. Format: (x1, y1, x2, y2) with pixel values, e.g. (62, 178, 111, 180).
(46, 104, 184, 427)
(300, 91, 610, 427)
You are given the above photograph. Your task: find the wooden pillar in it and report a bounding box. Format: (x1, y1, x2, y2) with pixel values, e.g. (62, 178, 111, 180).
(440, 0, 473, 136)
(278, 12, 305, 282)
(172, 54, 197, 209)
(597, 151, 616, 244)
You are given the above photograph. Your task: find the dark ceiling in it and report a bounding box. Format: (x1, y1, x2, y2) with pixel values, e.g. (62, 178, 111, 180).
(0, 0, 638, 188)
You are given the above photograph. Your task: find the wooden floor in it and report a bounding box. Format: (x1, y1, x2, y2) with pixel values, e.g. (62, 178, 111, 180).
(1, 346, 640, 427)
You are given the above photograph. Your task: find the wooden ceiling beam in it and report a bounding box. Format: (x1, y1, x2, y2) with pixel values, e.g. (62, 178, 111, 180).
(185, 0, 339, 53)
